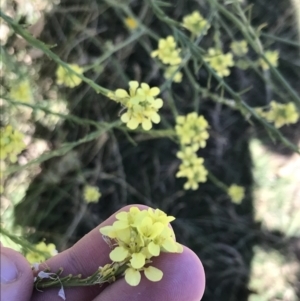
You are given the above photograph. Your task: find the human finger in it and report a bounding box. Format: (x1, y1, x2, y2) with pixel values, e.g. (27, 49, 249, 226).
(1, 244, 34, 301)
(31, 205, 149, 301)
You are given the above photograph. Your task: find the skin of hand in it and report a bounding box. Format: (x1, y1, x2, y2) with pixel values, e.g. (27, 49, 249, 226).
(0, 205, 205, 301)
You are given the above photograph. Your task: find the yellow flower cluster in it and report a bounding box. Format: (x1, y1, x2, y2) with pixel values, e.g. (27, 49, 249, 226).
(230, 40, 248, 56)
(151, 36, 182, 66)
(83, 185, 101, 203)
(164, 66, 183, 83)
(108, 81, 163, 130)
(124, 17, 138, 30)
(10, 80, 32, 103)
(182, 11, 210, 36)
(258, 101, 299, 128)
(259, 50, 279, 70)
(0, 125, 26, 163)
(175, 112, 209, 149)
(205, 48, 234, 77)
(176, 146, 208, 190)
(100, 207, 182, 286)
(227, 184, 245, 204)
(26, 242, 57, 264)
(151, 36, 182, 83)
(56, 64, 83, 88)
(175, 113, 209, 190)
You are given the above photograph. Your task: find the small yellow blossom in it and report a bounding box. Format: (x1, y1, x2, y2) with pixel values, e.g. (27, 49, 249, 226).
(182, 11, 210, 36)
(108, 81, 163, 131)
(230, 40, 248, 56)
(0, 125, 26, 163)
(26, 242, 57, 264)
(228, 184, 245, 204)
(176, 147, 208, 190)
(151, 36, 182, 65)
(259, 50, 279, 70)
(205, 48, 234, 77)
(83, 185, 101, 203)
(164, 66, 183, 83)
(124, 17, 138, 30)
(10, 80, 32, 103)
(175, 113, 209, 149)
(264, 101, 299, 128)
(56, 64, 83, 88)
(175, 113, 209, 190)
(99, 207, 182, 286)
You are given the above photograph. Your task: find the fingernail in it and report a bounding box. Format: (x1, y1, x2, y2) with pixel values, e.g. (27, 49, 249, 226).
(1, 253, 19, 283)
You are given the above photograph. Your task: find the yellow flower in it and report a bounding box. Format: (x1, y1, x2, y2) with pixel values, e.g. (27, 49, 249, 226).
(228, 184, 245, 204)
(26, 242, 57, 264)
(182, 11, 210, 36)
(56, 64, 83, 88)
(205, 48, 234, 77)
(230, 40, 248, 56)
(151, 36, 182, 65)
(259, 50, 279, 70)
(109, 81, 163, 131)
(0, 125, 26, 163)
(264, 101, 299, 128)
(175, 113, 209, 149)
(176, 145, 199, 164)
(176, 155, 208, 190)
(83, 185, 101, 203)
(124, 17, 138, 30)
(99, 207, 181, 286)
(164, 66, 183, 83)
(10, 80, 32, 103)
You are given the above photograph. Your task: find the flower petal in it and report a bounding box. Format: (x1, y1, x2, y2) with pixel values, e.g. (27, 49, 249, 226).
(144, 266, 163, 282)
(121, 112, 130, 123)
(142, 119, 152, 131)
(125, 268, 141, 286)
(162, 238, 178, 252)
(153, 98, 163, 109)
(147, 241, 160, 256)
(140, 83, 150, 92)
(116, 211, 128, 221)
(151, 113, 161, 124)
(130, 253, 146, 269)
(113, 220, 128, 229)
(99, 225, 115, 237)
(150, 87, 160, 97)
(127, 118, 139, 129)
(115, 89, 129, 98)
(129, 81, 139, 90)
(109, 246, 129, 262)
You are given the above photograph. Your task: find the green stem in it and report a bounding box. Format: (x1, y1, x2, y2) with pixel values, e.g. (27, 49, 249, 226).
(208, 172, 228, 192)
(215, 1, 300, 106)
(261, 32, 300, 47)
(35, 262, 128, 289)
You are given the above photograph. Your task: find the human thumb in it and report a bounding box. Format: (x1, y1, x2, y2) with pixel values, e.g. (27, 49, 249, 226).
(1, 245, 34, 301)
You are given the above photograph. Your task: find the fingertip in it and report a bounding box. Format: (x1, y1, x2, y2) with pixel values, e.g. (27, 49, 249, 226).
(1, 246, 34, 301)
(154, 246, 205, 301)
(94, 246, 205, 301)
